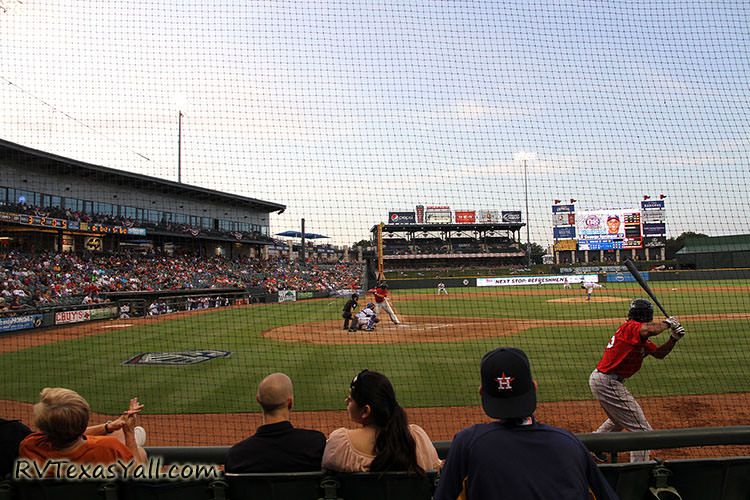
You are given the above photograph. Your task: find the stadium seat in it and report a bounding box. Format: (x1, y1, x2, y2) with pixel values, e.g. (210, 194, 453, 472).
(598, 462, 656, 500)
(223, 471, 325, 500)
(663, 457, 750, 500)
(118, 479, 219, 500)
(332, 471, 437, 500)
(13, 480, 118, 500)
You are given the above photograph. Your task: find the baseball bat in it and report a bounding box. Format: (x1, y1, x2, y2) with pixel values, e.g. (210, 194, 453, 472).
(624, 259, 670, 317)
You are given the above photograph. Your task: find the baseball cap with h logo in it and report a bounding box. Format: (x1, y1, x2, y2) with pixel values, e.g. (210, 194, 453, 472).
(480, 347, 537, 419)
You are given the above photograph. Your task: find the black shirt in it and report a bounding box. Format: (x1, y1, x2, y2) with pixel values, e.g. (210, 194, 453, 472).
(225, 421, 326, 473)
(342, 299, 358, 314)
(0, 418, 32, 478)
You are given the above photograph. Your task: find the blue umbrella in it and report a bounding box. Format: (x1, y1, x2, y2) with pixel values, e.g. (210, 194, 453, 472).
(275, 230, 330, 239)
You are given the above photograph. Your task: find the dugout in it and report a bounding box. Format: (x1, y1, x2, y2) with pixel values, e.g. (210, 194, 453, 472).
(675, 234, 750, 269)
(0, 139, 285, 258)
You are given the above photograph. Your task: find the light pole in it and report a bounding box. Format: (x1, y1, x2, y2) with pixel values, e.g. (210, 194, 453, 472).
(514, 151, 537, 268)
(178, 110, 183, 183)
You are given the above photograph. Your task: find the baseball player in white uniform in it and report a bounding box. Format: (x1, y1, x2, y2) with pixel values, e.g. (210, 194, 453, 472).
(582, 282, 604, 301)
(437, 282, 448, 295)
(354, 303, 378, 331)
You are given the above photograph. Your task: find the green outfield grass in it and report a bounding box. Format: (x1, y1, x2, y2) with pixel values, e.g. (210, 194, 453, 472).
(0, 279, 748, 415)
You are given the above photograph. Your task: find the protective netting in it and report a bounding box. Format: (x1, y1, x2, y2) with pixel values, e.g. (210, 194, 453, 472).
(1, 1, 749, 459)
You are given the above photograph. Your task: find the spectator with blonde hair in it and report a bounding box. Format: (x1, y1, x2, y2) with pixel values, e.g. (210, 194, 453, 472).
(19, 388, 147, 468)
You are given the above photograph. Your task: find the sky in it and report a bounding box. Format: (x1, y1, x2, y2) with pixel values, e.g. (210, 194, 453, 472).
(1, 0, 748, 246)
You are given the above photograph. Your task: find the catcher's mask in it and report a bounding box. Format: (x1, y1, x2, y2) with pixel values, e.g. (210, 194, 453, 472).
(366, 302, 375, 309)
(628, 299, 654, 323)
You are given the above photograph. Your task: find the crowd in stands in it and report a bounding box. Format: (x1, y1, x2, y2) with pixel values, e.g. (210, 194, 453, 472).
(0, 250, 363, 312)
(5, 203, 134, 228)
(2, 348, 617, 499)
(3, 202, 271, 242)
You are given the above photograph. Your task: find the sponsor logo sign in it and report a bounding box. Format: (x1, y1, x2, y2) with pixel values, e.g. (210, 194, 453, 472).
(477, 210, 500, 222)
(388, 211, 416, 224)
(553, 213, 575, 226)
(641, 200, 665, 210)
(85, 237, 102, 251)
(478, 275, 598, 287)
(454, 210, 476, 223)
(553, 226, 576, 239)
(55, 310, 92, 325)
(607, 272, 650, 283)
(643, 223, 667, 237)
(554, 239, 577, 251)
(296, 291, 314, 299)
(644, 236, 667, 248)
(123, 350, 231, 365)
(415, 205, 425, 223)
(278, 290, 297, 303)
(501, 211, 522, 223)
(0, 314, 43, 333)
(552, 204, 575, 213)
(425, 206, 451, 224)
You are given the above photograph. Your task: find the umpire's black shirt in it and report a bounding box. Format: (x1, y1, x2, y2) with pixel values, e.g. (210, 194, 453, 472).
(225, 421, 325, 473)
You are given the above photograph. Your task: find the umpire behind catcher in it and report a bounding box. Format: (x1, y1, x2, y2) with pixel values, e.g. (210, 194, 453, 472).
(589, 299, 685, 462)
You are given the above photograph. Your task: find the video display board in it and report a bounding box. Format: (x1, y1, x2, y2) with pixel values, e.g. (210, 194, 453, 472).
(576, 209, 642, 249)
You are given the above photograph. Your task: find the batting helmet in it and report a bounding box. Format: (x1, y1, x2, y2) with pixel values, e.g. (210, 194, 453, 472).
(628, 299, 654, 323)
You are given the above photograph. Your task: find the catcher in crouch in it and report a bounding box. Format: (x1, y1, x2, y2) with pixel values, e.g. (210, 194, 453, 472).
(350, 302, 379, 332)
(589, 299, 685, 462)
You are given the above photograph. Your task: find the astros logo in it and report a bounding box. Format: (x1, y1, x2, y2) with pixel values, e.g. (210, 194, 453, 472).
(496, 373, 514, 390)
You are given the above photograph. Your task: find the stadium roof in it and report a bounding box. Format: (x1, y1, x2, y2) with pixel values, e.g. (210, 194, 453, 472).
(675, 234, 750, 255)
(0, 138, 286, 213)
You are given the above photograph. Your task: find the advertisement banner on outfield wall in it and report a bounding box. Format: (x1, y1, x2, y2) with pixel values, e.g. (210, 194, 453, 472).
(607, 272, 650, 283)
(388, 211, 416, 224)
(454, 211, 476, 223)
(55, 310, 92, 325)
(0, 314, 43, 334)
(477, 274, 598, 287)
(501, 211, 522, 223)
(278, 290, 297, 303)
(477, 210, 500, 222)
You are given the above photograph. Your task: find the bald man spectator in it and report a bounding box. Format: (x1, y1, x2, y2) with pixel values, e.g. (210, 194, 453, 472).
(225, 373, 326, 473)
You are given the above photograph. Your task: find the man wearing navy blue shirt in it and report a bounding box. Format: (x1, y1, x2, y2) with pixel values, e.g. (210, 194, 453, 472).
(225, 373, 325, 473)
(435, 347, 617, 500)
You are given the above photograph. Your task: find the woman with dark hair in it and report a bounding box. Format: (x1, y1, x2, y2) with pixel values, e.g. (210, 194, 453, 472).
(322, 370, 440, 473)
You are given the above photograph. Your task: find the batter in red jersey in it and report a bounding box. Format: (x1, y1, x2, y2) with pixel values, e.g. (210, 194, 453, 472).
(368, 283, 401, 325)
(589, 299, 686, 462)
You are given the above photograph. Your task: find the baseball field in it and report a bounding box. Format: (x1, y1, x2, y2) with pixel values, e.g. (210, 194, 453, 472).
(1, 279, 749, 455)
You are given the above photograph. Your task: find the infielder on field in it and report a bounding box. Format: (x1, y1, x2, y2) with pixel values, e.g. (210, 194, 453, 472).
(368, 283, 401, 325)
(589, 299, 685, 462)
(436, 281, 448, 295)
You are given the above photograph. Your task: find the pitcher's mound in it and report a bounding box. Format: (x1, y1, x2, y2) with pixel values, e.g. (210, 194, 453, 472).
(548, 296, 630, 304)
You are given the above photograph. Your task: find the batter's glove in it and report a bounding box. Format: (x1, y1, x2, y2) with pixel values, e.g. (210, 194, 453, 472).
(670, 326, 686, 341)
(663, 317, 681, 329)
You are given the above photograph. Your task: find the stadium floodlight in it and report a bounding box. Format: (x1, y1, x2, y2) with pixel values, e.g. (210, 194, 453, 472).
(513, 151, 537, 268)
(173, 94, 188, 183)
